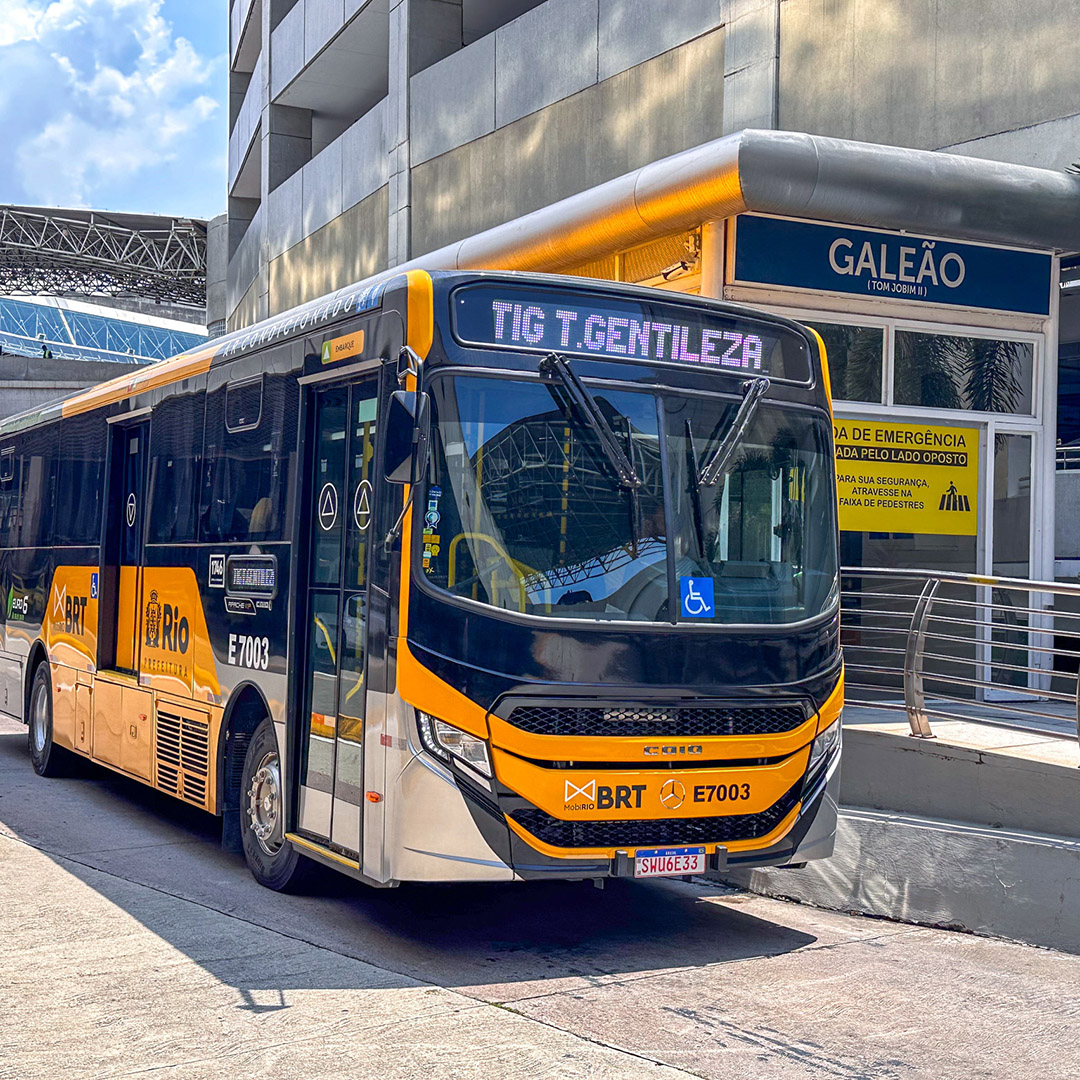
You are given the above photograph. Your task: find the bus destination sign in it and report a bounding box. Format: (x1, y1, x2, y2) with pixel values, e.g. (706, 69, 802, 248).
(452, 285, 811, 382)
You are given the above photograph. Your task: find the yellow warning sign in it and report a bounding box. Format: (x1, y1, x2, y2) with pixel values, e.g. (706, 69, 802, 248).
(833, 419, 978, 536)
(321, 329, 365, 365)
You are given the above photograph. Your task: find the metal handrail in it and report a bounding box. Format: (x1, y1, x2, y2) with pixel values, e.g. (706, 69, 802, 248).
(841, 566, 1080, 763)
(1056, 445, 1080, 470)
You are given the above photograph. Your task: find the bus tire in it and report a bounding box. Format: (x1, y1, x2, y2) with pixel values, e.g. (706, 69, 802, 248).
(240, 717, 314, 892)
(27, 663, 72, 778)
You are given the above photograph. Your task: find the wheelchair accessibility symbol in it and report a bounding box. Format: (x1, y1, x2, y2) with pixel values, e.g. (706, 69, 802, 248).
(680, 577, 715, 619)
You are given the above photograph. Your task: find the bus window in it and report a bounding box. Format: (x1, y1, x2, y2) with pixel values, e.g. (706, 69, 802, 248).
(17, 424, 57, 549)
(664, 395, 837, 624)
(0, 447, 17, 549)
(225, 375, 263, 432)
(201, 370, 298, 544)
(148, 390, 204, 544)
(424, 374, 666, 620)
(56, 412, 107, 547)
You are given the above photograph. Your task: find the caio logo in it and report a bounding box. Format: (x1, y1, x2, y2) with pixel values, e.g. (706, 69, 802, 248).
(644, 744, 702, 757)
(145, 590, 190, 653)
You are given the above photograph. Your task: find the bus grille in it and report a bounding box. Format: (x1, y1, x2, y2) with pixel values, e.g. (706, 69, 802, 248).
(509, 785, 799, 849)
(156, 709, 210, 808)
(505, 704, 807, 739)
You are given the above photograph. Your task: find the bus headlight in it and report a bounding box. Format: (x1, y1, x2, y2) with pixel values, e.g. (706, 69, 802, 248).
(417, 712, 492, 777)
(807, 719, 841, 775)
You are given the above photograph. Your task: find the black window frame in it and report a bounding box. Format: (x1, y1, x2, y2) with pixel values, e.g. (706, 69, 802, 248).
(225, 374, 264, 433)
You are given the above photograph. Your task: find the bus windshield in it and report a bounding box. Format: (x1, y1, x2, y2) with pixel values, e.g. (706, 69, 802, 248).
(422, 373, 837, 625)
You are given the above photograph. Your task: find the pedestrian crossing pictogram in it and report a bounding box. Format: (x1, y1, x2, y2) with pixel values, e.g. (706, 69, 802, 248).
(938, 481, 970, 513)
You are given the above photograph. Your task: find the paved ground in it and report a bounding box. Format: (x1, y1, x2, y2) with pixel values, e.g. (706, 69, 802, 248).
(2, 715, 1079, 1080)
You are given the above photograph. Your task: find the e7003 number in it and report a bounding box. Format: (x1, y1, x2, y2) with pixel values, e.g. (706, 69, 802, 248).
(694, 783, 751, 804)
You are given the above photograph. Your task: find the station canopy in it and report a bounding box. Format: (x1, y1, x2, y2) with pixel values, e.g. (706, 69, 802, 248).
(0, 204, 207, 364)
(0, 204, 206, 307)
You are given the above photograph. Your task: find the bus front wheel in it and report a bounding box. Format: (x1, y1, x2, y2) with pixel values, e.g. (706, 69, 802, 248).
(240, 718, 315, 892)
(28, 664, 72, 777)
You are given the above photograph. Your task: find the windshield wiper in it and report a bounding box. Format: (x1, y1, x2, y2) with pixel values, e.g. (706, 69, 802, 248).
(539, 352, 643, 490)
(699, 377, 771, 487)
(685, 419, 708, 558)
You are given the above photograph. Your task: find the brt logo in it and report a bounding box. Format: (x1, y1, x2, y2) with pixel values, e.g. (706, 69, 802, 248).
(564, 779, 646, 811)
(64, 595, 88, 635)
(144, 590, 190, 653)
(50, 583, 87, 635)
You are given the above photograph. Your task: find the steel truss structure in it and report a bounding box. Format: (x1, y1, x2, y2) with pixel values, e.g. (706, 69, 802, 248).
(0, 205, 207, 306)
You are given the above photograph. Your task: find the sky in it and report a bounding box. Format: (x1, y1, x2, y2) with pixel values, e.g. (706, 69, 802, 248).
(0, 0, 228, 220)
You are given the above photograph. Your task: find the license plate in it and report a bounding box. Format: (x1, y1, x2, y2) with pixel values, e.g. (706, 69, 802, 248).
(634, 846, 706, 878)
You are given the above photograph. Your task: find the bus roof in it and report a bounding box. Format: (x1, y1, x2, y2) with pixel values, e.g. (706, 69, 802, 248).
(0, 269, 811, 437)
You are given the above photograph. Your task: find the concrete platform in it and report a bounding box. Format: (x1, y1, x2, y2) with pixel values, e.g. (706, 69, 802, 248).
(721, 706, 1080, 953)
(724, 807, 1080, 954)
(841, 705, 1079, 837)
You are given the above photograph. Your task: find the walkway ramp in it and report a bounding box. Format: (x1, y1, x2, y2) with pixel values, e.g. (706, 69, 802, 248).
(725, 564, 1080, 954)
(724, 707, 1080, 954)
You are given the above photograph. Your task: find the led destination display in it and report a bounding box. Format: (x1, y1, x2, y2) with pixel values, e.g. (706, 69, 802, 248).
(452, 285, 811, 382)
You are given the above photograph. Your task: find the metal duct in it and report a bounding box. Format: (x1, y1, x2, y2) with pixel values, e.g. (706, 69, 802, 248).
(399, 128, 1080, 278)
(220, 128, 1080, 346)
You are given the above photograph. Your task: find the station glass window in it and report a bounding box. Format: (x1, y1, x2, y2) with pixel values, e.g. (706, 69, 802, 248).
(803, 322, 883, 403)
(894, 330, 1033, 415)
(1057, 341, 1080, 446)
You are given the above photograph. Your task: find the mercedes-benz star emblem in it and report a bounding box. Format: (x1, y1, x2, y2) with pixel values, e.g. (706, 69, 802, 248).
(659, 779, 686, 810)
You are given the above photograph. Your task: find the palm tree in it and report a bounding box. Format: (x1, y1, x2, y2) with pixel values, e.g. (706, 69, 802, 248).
(895, 333, 1025, 453)
(894, 332, 964, 410)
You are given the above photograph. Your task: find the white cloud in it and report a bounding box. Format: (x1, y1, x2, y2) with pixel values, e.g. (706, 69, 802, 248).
(0, 0, 225, 215)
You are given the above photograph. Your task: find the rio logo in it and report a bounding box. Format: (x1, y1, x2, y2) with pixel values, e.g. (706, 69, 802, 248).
(144, 590, 190, 653)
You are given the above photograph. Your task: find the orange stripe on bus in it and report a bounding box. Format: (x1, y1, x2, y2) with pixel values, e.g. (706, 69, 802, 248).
(405, 270, 434, 359)
(60, 346, 217, 418)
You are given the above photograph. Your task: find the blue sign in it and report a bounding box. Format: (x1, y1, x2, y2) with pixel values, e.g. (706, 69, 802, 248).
(90, 572, 98, 600)
(680, 576, 715, 619)
(732, 215, 1052, 316)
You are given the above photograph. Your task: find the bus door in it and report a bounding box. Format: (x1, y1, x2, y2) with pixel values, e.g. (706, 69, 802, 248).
(105, 420, 150, 674)
(296, 379, 378, 854)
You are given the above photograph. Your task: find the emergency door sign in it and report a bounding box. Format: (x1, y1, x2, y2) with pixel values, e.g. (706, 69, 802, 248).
(833, 419, 978, 536)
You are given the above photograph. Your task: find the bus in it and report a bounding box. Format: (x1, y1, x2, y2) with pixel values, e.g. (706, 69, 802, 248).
(0, 270, 842, 890)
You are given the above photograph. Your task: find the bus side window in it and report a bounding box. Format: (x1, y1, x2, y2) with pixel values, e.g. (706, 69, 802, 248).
(201, 367, 298, 544)
(56, 413, 107, 547)
(148, 389, 205, 544)
(17, 423, 57, 549)
(0, 446, 16, 552)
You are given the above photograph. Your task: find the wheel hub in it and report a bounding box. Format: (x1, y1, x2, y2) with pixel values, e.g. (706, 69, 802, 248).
(246, 751, 283, 856)
(30, 682, 48, 755)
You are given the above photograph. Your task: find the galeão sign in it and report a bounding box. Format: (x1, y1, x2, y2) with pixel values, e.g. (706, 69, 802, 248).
(833, 419, 978, 536)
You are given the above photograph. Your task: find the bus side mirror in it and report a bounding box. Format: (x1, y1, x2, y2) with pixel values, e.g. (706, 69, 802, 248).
(383, 390, 431, 485)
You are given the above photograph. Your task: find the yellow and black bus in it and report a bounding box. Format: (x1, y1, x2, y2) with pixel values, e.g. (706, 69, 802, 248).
(1, 270, 842, 889)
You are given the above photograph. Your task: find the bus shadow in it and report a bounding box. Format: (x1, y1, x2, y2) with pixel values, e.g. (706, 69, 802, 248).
(1, 727, 817, 1003)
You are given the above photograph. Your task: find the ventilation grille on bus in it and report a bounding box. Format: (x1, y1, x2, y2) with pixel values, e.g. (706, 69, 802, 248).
(509, 786, 800, 850)
(504, 704, 807, 739)
(156, 709, 210, 808)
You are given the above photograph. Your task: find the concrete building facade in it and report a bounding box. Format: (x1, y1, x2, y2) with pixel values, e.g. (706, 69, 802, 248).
(224, 0, 1080, 330)
(221, 0, 1080, 584)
